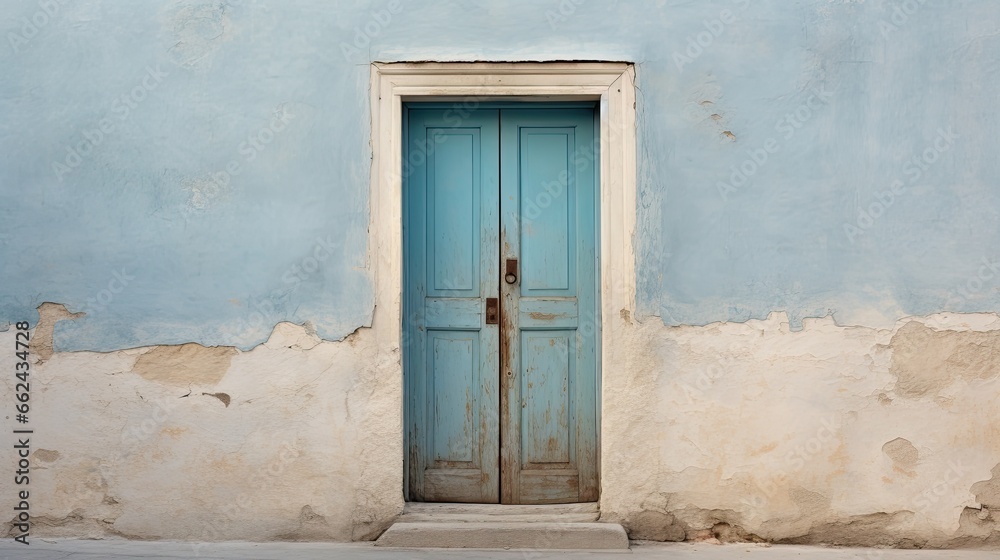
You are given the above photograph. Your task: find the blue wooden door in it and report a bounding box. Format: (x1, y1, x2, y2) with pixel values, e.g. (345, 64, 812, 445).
(405, 104, 597, 504)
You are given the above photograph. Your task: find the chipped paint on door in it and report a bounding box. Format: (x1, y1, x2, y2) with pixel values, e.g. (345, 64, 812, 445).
(499, 108, 599, 504)
(404, 108, 501, 503)
(405, 104, 598, 504)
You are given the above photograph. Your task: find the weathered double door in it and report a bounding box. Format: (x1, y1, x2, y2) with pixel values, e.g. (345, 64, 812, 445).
(404, 104, 598, 504)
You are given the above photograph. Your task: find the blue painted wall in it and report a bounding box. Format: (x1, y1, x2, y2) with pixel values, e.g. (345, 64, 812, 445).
(1, 0, 997, 351)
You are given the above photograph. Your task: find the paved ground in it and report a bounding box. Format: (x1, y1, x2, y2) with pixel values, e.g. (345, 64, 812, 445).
(2, 540, 998, 560)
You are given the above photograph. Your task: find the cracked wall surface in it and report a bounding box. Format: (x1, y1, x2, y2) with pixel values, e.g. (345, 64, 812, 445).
(599, 312, 1000, 548)
(3, 312, 999, 547)
(1, 321, 401, 542)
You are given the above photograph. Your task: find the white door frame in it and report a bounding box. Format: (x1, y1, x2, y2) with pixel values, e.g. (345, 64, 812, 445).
(368, 61, 637, 501)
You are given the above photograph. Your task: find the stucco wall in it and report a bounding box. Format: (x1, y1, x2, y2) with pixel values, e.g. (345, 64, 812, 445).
(2, 0, 999, 548)
(3, 310, 998, 546)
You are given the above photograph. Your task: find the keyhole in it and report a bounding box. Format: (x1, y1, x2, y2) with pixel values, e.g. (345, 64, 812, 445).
(505, 258, 518, 284)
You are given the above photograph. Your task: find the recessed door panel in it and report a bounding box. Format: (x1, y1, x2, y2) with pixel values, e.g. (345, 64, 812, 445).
(521, 332, 573, 466)
(428, 130, 479, 294)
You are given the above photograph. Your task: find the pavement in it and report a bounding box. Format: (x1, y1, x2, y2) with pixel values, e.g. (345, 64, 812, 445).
(1, 540, 999, 560)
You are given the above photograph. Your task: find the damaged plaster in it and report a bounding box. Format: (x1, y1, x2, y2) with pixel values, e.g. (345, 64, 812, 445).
(33, 303, 84, 362)
(1, 320, 399, 542)
(889, 322, 1000, 399)
(598, 312, 1000, 548)
(3, 312, 999, 547)
(883, 438, 920, 470)
(132, 344, 237, 387)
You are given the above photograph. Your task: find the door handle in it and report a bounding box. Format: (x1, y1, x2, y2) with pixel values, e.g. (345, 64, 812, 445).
(504, 258, 518, 284)
(485, 297, 499, 324)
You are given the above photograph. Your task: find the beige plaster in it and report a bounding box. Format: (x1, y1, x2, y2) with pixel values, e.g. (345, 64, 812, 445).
(3, 313, 999, 548)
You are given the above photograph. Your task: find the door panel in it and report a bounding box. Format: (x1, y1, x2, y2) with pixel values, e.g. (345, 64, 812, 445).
(499, 109, 598, 504)
(521, 331, 573, 466)
(520, 129, 575, 293)
(405, 109, 501, 503)
(406, 105, 597, 505)
(428, 131, 477, 292)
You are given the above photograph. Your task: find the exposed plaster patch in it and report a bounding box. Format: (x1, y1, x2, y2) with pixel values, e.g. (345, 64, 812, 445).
(889, 321, 1000, 398)
(263, 321, 322, 351)
(958, 465, 1000, 545)
(789, 486, 833, 513)
(275, 505, 331, 541)
(132, 343, 237, 387)
(971, 463, 1000, 509)
(666, 506, 765, 543)
(202, 392, 231, 407)
(34, 303, 84, 362)
(694, 522, 766, 544)
(883, 437, 920, 468)
(772, 512, 922, 548)
(621, 509, 686, 542)
(955, 506, 1000, 547)
(33, 449, 61, 463)
(23, 512, 138, 540)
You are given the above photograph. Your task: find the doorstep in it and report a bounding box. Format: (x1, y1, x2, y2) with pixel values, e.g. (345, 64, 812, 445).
(375, 502, 629, 550)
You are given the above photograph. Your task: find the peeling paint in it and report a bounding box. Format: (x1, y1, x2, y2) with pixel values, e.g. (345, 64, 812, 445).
(3, 312, 1000, 546)
(883, 438, 920, 469)
(890, 322, 1000, 398)
(202, 392, 231, 407)
(600, 312, 1000, 549)
(34, 303, 84, 362)
(132, 344, 237, 387)
(33, 449, 61, 463)
(971, 464, 1000, 510)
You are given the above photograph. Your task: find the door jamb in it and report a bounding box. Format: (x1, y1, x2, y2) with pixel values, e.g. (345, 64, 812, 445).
(369, 62, 637, 503)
